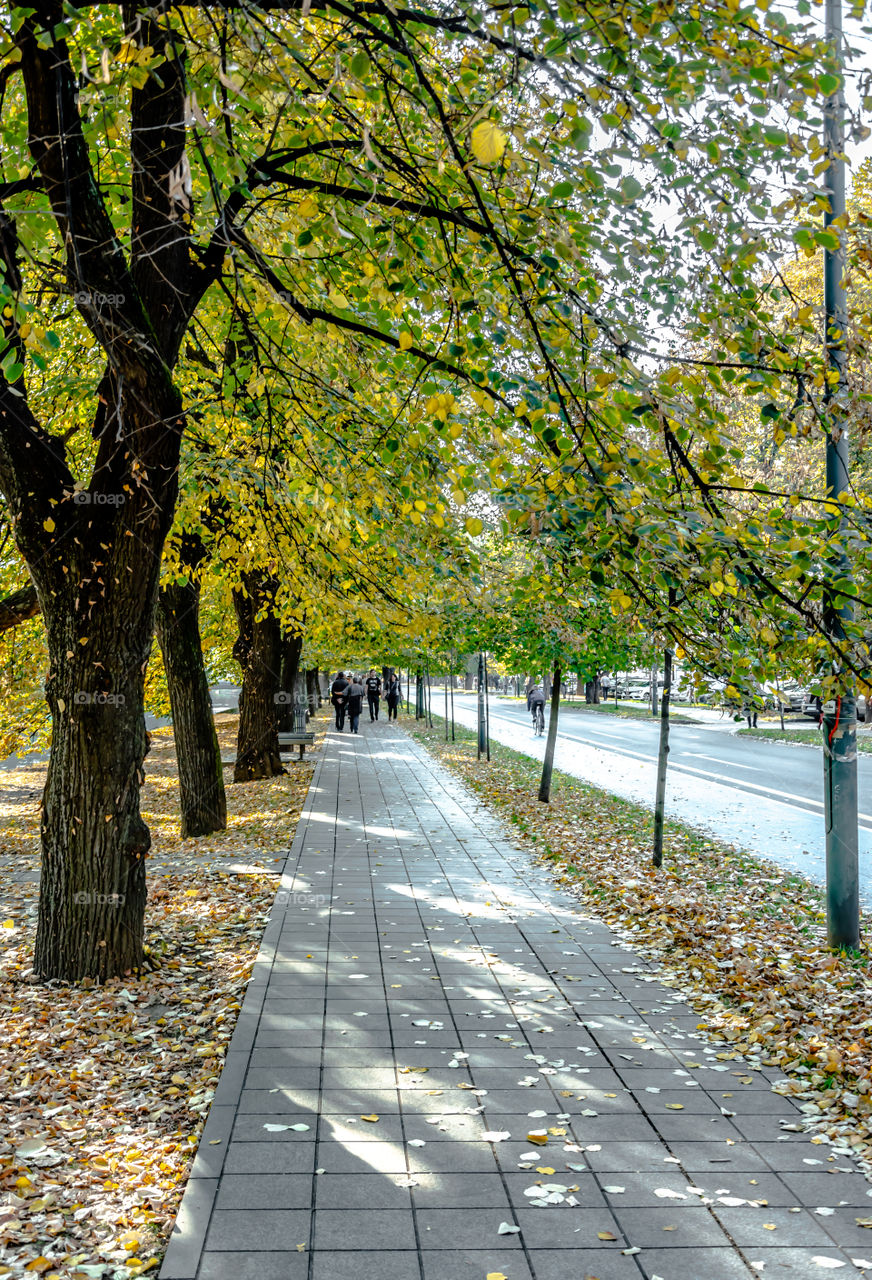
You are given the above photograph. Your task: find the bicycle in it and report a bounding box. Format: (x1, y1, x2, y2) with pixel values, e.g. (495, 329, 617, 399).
(531, 702, 545, 735)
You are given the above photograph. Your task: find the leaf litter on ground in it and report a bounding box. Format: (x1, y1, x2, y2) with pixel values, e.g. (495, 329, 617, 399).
(0, 713, 324, 1278)
(413, 719, 872, 1178)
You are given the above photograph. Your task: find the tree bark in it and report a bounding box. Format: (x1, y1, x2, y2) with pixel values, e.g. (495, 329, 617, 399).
(232, 573, 284, 782)
(156, 577, 227, 839)
(0, 582, 39, 632)
(652, 647, 673, 868)
(539, 663, 561, 803)
(31, 379, 182, 979)
(277, 632, 303, 732)
(305, 667, 319, 716)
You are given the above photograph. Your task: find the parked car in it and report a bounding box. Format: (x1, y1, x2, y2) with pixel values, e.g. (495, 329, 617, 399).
(770, 681, 805, 714)
(802, 691, 867, 721)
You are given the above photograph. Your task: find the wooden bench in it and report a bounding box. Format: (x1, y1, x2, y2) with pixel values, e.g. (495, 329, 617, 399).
(278, 703, 315, 761)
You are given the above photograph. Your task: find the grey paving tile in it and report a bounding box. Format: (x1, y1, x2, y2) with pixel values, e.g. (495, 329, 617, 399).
(711, 1204, 834, 1247)
(532, 1253, 643, 1280)
(420, 1252, 532, 1280)
(196, 1255, 309, 1280)
(611, 1203, 732, 1247)
(204, 1209, 311, 1251)
(222, 1142, 316, 1174)
(313, 1208, 417, 1249)
(214, 1173, 312, 1210)
(633, 1247, 755, 1279)
(312, 1254, 421, 1280)
(415, 1207, 524, 1249)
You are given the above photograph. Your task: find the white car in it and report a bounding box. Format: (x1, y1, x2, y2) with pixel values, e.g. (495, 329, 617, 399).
(802, 692, 866, 722)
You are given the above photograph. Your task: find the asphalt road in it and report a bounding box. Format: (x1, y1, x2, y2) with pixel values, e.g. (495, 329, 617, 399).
(442, 693, 872, 904)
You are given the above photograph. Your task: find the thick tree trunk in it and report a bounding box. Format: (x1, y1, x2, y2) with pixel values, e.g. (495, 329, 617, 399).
(156, 579, 226, 838)
(539, 664, 561, 803)
(34, 500, 169, 981)
(232, 575, 284, 782)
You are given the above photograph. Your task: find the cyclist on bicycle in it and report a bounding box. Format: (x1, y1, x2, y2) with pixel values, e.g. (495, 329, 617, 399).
(528, 683, 546, 732)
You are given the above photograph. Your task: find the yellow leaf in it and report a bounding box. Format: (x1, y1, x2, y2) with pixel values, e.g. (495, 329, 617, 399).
(43, 518, 55, 533)
(1, 920, 14, 929)
(536, 1166, 555, 1175)
(471, 120, 506, 164)
(598, 1231, 618, 1241)
(526, 1133, 548, 1145)
(361, 1114, 379, 1123)
(398, 331, 414, 350)
(665, 1103, 684, 1110)
(465, 516, 484, 537)
(487, 1274, 508, 1280)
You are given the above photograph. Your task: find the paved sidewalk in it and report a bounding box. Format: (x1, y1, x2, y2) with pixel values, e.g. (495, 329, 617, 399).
(160, 723, 871, 1280)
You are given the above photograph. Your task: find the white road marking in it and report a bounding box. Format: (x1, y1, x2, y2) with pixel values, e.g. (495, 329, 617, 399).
(685, 753, 760, 771)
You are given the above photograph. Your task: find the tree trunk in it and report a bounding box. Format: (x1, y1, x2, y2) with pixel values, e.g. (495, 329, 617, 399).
(652, 647, 673, 868)
(539, 663, 562, 803)
(585, 679, 595, 704)
(277, 633, 303, 732)
(33, 489, 171, 981)
(306, 668, 319, 717)
(156, 578, 227, 839)
(232, 574, 284, 782)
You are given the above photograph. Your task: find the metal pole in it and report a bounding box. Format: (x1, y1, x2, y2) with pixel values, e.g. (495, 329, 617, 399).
(477, 651, 486, 759)
(822, 0, 859, 950)
(444, 671, 449, 740)
(484, 651, 491, 761)
(450, 662, 455, 741)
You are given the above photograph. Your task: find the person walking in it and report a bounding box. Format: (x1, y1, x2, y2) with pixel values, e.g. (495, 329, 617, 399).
(527, 682, 546, 731)
(345, 675, 365, 734)
(385, 673, 402, 720)
(365, 669, 382, 721)
(331, 671, 350, 731)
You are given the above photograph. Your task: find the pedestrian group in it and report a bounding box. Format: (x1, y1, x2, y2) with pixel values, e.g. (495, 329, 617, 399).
(330, 669, 404, 733)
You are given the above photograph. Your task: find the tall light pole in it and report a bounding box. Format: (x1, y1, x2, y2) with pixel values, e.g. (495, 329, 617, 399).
(822, 0, 860, 949)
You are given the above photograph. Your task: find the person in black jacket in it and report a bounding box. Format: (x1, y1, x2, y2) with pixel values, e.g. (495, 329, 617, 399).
(365, 670, 382, 721)
(385, 674, 402, 720)
(331, 672, 350, 731)
(345, 676, 365, 734)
